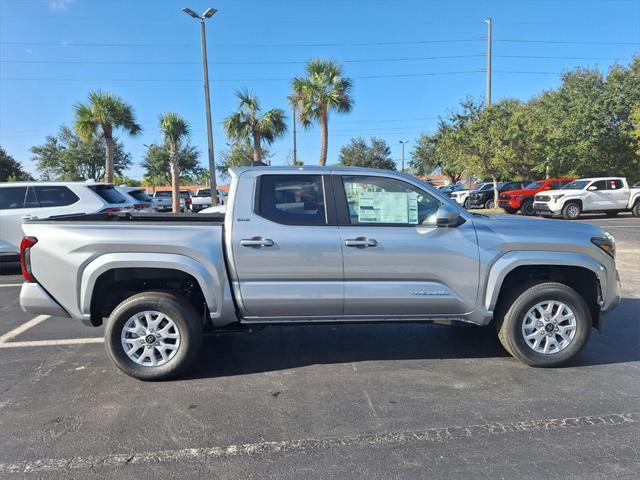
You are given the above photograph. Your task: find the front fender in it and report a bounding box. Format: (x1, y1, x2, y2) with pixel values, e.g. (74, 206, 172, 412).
(484, 250, 606, 311)
(79, 252, 223, 320)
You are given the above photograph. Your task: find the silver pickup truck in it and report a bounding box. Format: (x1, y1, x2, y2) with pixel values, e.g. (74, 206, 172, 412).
(19, 167, 621, 380)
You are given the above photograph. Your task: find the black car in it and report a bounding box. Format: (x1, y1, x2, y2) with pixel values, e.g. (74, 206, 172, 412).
(468, 181, 529, 209)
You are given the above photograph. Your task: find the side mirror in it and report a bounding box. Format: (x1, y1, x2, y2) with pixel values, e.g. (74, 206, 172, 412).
(436, 204, 464, 228)
(587, 185, 597, 191)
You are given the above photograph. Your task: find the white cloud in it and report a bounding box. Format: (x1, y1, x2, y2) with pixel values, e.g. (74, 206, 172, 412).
(47, 0, 76, 11)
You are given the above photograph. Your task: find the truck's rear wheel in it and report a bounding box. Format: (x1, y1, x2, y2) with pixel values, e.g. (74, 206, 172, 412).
(496, 282, 591, 367)
(561, 202, 581, 220)
(633, 201, 640, 217)
(105, 291, 202, 381)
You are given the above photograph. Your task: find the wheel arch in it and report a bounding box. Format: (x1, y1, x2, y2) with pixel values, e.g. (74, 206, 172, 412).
(485, 251, 605, 329)
(80, 253, 227, 326)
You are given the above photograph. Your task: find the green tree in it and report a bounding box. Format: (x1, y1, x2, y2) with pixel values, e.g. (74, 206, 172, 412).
(223, 89, 287, 165)
(217, 140, 270, 178)
(74, 91, 141, 184)
(159, 112, 190, 213)
(338, 137, 396, 170)
(141, 144, 202, 186)
(31, 126, 131, 181)
(0, 146, 32, 181)
(410, 128, 466, 184)
(291, 59, 354, 166)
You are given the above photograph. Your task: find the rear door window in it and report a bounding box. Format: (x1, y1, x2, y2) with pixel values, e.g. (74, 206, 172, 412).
(33, 186, 80, 207)
(258, 175, 327, 225)
(89, 185, 127, 204)
(608, 179, 623, 190)
(0, 187, 28, 210)
(590, 180, 607, 191)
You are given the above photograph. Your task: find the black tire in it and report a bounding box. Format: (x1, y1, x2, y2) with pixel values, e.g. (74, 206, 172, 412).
(633, 201, 640, 217)
(503, 207, 517, 214)
(484, 198, 495, 209)
(605, 211, 618, 217)
(561, 201, 581, 220)
(520, 199, 535, 216)
(463, 198, 470, 209)
(105, 291, 202, 381)
(495, 282, 591, 367)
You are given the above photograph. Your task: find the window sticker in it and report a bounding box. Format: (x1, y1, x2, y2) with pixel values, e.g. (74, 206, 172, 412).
(357, 191, 419, 224)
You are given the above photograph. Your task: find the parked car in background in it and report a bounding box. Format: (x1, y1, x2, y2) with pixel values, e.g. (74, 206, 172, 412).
(468, 181, 529, 210)
(116, 186, 157, 213)
(534, 177, 640, 219)
(0, 182, 130, 259)
(19, 166, 621, 379)
(152, 191, 186, 212)
(449, 183, 488, 208)
(189, 188, 226, 212)
(499, 178, 575, 215)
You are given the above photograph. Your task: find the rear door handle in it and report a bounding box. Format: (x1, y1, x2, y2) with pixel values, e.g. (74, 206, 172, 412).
(240, 237, 274, 248)
(344, 237, 377, 248)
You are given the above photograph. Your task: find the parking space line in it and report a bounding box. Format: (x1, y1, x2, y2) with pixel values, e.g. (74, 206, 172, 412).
(0, 283, 22, 288)
(0, 337, 103, 348)
(0, 315, 50, 343)
(0, 412, 634, 474)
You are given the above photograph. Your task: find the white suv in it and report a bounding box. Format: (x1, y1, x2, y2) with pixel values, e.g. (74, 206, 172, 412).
(0, 182, 132, 258)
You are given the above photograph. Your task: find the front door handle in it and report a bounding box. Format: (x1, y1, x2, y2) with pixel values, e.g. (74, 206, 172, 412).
(240, 237, 274, 248)
(345, 237, 377, 248)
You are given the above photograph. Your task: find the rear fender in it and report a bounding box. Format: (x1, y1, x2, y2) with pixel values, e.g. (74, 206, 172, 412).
(80, 253, 227, 322)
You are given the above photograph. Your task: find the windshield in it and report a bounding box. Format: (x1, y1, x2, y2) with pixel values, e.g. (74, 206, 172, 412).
(196, 189, 211, 197)
(562, 180, 589, 190)
(479, 183, 493, 191)
(526, 182, 543, 190)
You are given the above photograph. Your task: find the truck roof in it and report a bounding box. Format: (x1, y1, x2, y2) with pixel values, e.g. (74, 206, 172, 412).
(229, 166, 402, 177)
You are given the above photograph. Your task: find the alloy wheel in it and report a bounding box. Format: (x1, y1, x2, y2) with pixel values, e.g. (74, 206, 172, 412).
(521, 301, 577, 354)
(120, 310, 181, 367)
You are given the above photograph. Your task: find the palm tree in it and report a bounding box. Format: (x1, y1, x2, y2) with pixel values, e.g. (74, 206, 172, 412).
(159, 112, 190, 213)
(74, 91, 141, 183)
(290, 60, 353, 166)
(223, 89, 287, 165)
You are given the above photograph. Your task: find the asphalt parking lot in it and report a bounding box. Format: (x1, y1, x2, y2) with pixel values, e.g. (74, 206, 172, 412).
(0, 214, 638, 479)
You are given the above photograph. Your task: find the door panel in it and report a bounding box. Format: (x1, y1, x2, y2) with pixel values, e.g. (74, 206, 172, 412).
(335, 175, 480, 317)
(230, 173, 344, 318)
(339, 225, 479, 315)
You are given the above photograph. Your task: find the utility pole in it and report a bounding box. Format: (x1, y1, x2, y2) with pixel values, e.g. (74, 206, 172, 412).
(183, 7, 218, 206)
(292, 107, 298, 165)
(398, 140, 409, 173)
(484, 18, 492, 108)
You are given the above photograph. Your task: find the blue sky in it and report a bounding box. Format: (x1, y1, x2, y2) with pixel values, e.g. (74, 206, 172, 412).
(1, 0, 639, 182)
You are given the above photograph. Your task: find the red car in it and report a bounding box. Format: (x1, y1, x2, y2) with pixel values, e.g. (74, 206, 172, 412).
(499, 177, 576, 215)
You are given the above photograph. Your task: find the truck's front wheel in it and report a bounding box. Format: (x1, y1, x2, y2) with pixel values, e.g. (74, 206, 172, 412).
(496, 282, 591, 367)
(105, 292, 202, 381)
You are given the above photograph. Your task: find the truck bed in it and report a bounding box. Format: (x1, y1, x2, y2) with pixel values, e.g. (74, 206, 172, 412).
(26, 211, 225, 224)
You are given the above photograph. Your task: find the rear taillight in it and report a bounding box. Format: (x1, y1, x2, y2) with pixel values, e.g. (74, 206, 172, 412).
(186, 197, 192, 205)
(20, 236, 38, 283)
(100, 207, 122, 213)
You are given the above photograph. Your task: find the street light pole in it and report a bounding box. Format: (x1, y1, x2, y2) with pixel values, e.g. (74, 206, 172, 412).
(183, 7, 218, 206)
(399, 140, 409, 173)
(484, 18, 492, 108)
(292, 107, 297, 165)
